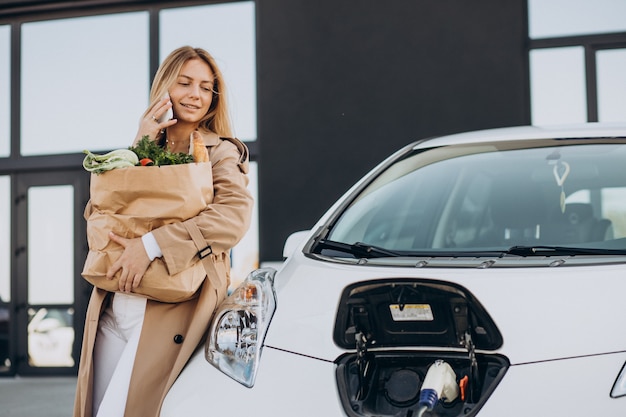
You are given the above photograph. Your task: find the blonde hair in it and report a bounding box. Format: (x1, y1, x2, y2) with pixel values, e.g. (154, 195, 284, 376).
(146, 46, 233, 137)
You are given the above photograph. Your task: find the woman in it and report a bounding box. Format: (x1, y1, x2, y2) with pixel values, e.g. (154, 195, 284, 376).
(74, 46, 253, 417)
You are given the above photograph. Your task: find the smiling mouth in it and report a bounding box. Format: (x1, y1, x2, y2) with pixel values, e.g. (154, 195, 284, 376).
(181, 103, 201, 110)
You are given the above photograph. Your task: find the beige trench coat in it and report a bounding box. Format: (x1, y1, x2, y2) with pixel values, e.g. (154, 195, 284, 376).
(73, 131, 253, 417)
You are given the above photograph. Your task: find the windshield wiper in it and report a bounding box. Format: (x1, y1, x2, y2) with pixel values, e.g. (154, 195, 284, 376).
(314, 239, 403, 258)
(505, 245, 626, 256)
(314, 240, 626, 259)
(352, 242, 403, 257)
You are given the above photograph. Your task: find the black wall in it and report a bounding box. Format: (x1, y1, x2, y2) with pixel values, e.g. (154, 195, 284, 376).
(0, 0, 530, 262)
(256, 0, 530, 261)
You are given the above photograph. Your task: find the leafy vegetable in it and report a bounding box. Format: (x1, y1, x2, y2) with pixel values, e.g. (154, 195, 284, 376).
(83, 136, 195, 175)
(130, 136, 194, 166)
(83, 149, 139, 174)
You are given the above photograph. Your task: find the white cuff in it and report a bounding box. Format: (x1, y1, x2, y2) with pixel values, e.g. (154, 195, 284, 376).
(141, 232, 163, 261)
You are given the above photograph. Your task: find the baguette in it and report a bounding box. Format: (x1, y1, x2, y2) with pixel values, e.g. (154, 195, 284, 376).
(191, 131, 209, 163)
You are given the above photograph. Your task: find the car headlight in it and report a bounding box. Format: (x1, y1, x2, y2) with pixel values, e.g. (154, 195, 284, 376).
(205, 267, 277, 387)
(611, 361, 626, 398)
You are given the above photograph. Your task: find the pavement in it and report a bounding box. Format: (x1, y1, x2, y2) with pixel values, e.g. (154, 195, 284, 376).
(0, 376, 77, 417)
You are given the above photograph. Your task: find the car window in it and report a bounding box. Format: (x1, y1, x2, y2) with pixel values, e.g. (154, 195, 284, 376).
(569, 187, 626, 239)
(326, 139, 626, 254)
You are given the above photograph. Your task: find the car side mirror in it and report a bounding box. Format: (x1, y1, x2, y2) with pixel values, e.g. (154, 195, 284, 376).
(282, 230, 310, 259)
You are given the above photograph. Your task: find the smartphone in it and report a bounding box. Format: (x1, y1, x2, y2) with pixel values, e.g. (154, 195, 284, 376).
(158, 93, 174, 123)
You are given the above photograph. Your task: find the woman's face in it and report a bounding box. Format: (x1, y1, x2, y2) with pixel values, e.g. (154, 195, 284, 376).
(168, 58, 215, 125)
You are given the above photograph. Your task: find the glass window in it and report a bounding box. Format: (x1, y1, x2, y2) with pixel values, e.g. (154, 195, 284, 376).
(0, 174, 8, 370)
(528, 0, 626, 39)
(160, 1, 257, 141)
(566, 188, 626, 240)
(530, 47, 587, 125)
(28, 185, 74, 305)
(28, 307, 74, 367)
(597, 49, 626, 123)
(0, 176, 9, 302)
(21, 13, 149, 156)
(0, 25, 9, 158)
(602, 188, 626, 238)
(323, 140, 626, 255)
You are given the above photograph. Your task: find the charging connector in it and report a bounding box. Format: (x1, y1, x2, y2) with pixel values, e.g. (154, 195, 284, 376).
(418, 360, 460, 411)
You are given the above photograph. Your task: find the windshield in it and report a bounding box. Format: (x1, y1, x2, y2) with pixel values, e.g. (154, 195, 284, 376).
(320, 139, 626, 257)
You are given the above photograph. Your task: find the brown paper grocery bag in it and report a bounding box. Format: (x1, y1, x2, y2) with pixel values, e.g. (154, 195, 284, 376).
(81, 162, 213, 303)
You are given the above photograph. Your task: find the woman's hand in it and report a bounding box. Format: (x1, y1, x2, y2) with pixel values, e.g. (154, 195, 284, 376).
(106, 232, 151, 293)
(133, 96, 177, 145)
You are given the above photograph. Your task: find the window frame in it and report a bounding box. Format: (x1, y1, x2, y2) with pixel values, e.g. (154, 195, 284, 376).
(529, 32, 626, 123)
(0, 0, 257, 174)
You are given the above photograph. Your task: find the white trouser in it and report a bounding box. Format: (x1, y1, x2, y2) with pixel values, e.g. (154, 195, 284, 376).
(92, 293, 147, 417)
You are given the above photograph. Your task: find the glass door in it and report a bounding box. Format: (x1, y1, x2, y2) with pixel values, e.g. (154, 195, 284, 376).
(13, 169, 90, 376)
(0, 175, 10, 373)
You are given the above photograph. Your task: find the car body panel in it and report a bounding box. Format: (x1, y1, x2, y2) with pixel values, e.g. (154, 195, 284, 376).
(161, 346, 344, 416)
(413, 123, 626, 149)
(265, 253, 626, 366)
(162, 337, 626, 416)
(478, 352, 626, 415)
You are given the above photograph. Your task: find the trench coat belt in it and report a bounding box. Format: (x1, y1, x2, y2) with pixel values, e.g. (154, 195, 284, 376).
(183, 221, 225, 290)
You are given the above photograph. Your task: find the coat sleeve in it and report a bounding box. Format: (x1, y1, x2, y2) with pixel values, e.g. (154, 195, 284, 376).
(150, 138, 254, 276)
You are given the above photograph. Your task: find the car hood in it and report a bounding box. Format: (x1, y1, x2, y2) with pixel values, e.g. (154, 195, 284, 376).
(264, 254, 626, 365)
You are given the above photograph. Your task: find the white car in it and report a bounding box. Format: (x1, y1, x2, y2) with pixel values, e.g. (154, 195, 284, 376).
(162, 123, 626, 417)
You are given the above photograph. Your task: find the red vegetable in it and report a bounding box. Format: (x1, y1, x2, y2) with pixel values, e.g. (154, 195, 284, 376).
(140, 158, 154, 166)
